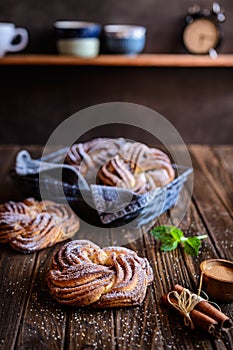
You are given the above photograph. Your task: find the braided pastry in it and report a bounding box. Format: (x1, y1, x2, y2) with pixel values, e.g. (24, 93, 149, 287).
(98, 142, 175, 193)
(0, 198, 80, 253)
(66, 138, 175, 193)
(47, 240, 153, 308)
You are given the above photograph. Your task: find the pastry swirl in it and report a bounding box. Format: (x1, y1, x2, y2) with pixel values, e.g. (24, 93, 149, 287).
(0, 198, 80, 252)
(65, 138, 124, 176)
(47, 240, 153, 308)
(98, 155, 148, 194)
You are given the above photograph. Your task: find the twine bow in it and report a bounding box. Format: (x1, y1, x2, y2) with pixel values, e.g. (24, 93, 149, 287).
(167, 288, 203, 329)
(167, 273, 221, 330)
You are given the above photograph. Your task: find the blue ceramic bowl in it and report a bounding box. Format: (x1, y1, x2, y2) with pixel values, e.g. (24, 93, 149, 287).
(54, 21, 101, 57)
(104, 25, 146, 54)
(54, 21, 101, 39)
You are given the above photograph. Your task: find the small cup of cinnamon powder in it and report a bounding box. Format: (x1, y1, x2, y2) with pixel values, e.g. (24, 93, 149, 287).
(200, 259, 233, 302)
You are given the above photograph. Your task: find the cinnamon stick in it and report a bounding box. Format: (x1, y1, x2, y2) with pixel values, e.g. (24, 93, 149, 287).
(173, 284, 232, 331)
(161, 294, 218, 333)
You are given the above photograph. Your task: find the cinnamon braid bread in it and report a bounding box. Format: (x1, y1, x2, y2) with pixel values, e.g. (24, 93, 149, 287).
(47, 240, 153, 308)
(98, 142, 175, 193)
(65, 138, 175, 194)
(0, 198, 80, 253)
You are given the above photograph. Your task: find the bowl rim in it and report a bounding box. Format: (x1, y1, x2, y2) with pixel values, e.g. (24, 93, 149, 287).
(200, 259, 233, 284)
(54, 21, 101, 29)
(103, 24, 146, 38)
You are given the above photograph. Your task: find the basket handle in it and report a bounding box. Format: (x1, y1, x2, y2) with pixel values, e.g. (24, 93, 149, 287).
(15, 150, 89, 190)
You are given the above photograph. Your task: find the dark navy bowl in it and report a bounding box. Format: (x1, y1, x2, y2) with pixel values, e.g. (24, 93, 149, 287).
(104, 25, 146, 54)
(54, 21, 101, 39)
(105, 37, 146, 54)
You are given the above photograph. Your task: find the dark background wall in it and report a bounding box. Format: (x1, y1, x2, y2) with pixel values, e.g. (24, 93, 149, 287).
(0, 0, 233, 144)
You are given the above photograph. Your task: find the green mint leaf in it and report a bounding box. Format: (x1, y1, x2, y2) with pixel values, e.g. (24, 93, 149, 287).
(151, 230, 167, 242)
(170, 227, 184, 242)
(184, 237, 201, 256)
(161, 238, 179, 252)
(151, 225, 171, 240)
(150, 226, 183, 252)
(151, 225, 183, 242)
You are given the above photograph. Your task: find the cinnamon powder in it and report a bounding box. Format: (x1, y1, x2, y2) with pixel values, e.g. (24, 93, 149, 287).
(206, 265, 233, 282)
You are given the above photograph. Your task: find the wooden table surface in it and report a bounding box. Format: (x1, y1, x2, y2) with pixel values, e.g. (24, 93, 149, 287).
(0, 145, 232, 350)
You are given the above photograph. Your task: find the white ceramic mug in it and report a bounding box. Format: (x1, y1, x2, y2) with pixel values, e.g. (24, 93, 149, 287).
(0, 23, 29, 57)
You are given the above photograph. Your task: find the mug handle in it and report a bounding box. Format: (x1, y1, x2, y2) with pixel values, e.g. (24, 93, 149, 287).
(8, 27, 29, 52)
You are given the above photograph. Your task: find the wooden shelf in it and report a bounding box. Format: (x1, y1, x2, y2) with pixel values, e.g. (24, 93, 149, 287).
(0, 54, 233, 67)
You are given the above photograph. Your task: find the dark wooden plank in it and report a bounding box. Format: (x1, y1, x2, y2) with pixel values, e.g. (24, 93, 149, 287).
(178, 201, 218, 285)
(189, 146, 233, 261)
(66, 305, 115, 350)
(167, 180, 219, 288)
(0, 146, 39, 350)
(190, 145, 233, 215)
(0, 246, 38, 350)
(15, 244, 67, 350)
(213, 146, 233, 179)
(74, 221, 112, 247)
(110, 227, 163, 350)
